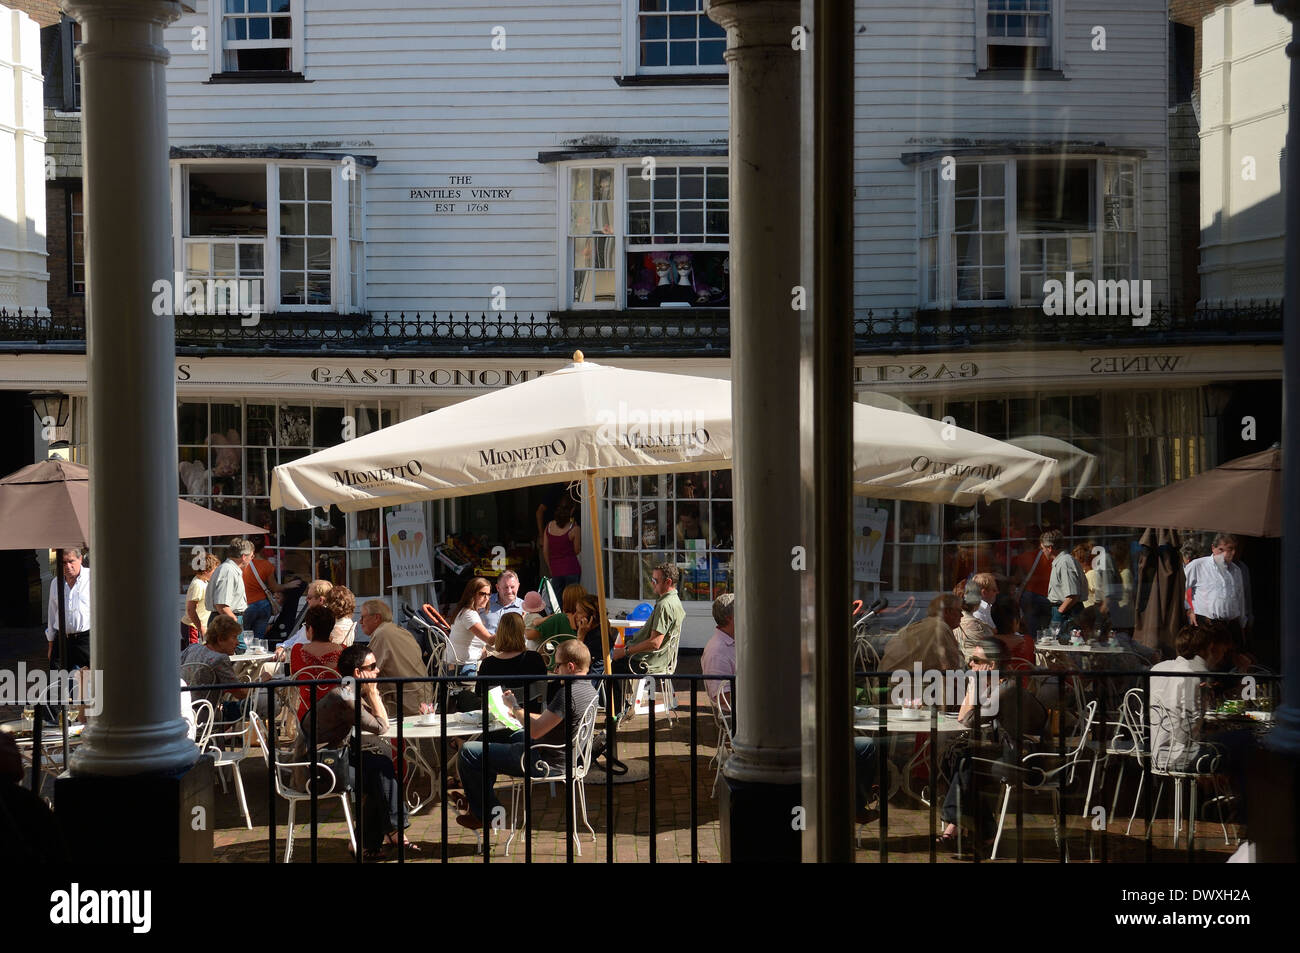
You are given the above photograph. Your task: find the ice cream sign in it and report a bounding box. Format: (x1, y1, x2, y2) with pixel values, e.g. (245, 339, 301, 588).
(385, 509, 434, 587)
(854, 502, 889, 584)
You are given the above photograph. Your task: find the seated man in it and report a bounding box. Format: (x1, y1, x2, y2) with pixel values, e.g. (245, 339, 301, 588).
(878, 594, 964, 694)
(482, 571, 525, 636)
(608, 562, 685, 712)
(179, 614, 248, 721)
(954, 581, 995, 663)
(455, 639, 598, 831)
(360, 599, 432, 716)
(294, 643, 413, 859)
(701, 593, 736, 706)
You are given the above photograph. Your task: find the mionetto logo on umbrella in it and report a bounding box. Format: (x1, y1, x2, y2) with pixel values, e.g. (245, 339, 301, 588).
(331, 459, 425, 487)
(477, 439, 569, 467)
(596, 401, 713, 458)
(909, 455, 1005, 483)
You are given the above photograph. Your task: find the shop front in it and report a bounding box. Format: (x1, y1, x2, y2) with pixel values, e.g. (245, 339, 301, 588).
(2, 342, 1280, 649)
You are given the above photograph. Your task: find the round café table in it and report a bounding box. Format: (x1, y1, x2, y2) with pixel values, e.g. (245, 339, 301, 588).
(854, 707, 968, 804)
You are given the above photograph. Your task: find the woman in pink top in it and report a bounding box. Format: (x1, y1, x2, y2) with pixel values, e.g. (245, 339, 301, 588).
(543, 497, 582, 590)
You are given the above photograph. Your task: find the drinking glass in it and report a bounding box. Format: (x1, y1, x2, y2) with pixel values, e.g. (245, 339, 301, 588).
(21, 707, 34, 731)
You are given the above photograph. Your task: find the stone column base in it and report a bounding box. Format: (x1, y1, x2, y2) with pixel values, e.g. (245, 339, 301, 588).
(55, 754, 215, 863)
(720, 774, 802, 862)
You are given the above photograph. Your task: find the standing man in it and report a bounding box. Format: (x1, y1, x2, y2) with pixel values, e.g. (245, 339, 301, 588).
(1014, 526, 1052, 639)
(1043, 530, 1085, 631)
(206, 537, 253, 654)
(482, 570, 524, 636)
(1184, 533, 1251, 653)
(701, 593, 735, 705)
(242, 536, 298, 643)
(610, 562, 685, 713)
(46, 549, 91, 669)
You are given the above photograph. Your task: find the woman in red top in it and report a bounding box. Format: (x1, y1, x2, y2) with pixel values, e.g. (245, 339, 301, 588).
(290, 605, 342, 722)
(543, 496, 582, 591)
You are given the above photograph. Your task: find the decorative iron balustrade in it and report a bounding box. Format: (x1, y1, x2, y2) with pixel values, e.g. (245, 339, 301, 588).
(0, 301, 1282, 356)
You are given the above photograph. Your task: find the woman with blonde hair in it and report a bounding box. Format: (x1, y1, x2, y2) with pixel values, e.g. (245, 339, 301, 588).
(181, 552, 222, 648)
(324, 584, 357, 645)
(477, 614, 546, 720)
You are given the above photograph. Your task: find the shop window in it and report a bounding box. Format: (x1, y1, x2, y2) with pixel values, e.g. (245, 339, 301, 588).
(629, 0, 726, 74)
(564, 160, 730, 309)
(212, 0, 302, 75)
(59, 18, 82, 112)
(976, 0, 1060, 72)
(177, 161, 362, 313)
(176, 399, 395, 600)
(606, 472, 733, 603)
(69, 191, 85, 295)
(917, 155, 1140, 308)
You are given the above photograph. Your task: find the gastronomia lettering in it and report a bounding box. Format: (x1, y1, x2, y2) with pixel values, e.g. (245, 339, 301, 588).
(478, 439, 568, 467)
(909, 455, 1004, 482)
(331, 460, 424, 487)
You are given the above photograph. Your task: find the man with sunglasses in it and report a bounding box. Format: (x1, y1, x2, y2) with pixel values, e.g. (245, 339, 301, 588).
(294, 643, 413, 859)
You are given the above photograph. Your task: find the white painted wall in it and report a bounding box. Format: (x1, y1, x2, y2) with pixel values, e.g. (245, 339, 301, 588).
(0, 5, 47, 311)
(1200, 0, 1291, 305)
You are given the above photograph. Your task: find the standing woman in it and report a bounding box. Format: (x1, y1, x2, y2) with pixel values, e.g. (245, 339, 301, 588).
(446, 577, 496, 676)
(182, 553, 221, 648)
(544, 496, 583, 592)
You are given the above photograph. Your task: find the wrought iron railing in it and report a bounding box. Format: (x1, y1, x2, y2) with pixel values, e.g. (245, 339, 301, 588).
(0, 300, 1282, 356)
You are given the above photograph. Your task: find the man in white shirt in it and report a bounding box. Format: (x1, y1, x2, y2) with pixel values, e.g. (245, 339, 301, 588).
(1184, 533, 1250, 651)
(971, 572, 997, 630)
(482, 570, 524, 635)
(46, 549, 91, 669)
(1150, 624, 1233, 773)
(701, 593, 735, 705)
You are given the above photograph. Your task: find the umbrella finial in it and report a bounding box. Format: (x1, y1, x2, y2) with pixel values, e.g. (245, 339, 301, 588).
(573, 350, 584, 363)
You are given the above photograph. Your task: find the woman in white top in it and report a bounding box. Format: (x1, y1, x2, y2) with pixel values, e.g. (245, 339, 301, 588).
(182, 552, 221, 647)
(446, 576, 495, 675)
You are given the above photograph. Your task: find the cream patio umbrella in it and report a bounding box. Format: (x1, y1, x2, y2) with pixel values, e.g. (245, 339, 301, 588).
(272, 354, 1061, 672)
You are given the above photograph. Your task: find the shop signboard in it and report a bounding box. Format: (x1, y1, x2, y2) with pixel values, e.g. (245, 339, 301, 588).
(385, 508, 433, 587)
(853, 500, 889, 583)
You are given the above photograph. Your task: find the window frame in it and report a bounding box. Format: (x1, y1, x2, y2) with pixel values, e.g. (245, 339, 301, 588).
(974, 0, 1064, 73)
(59, 17, 82, 113)
(68, 189, 86, 297)
(558, 157, 730, 310)
(171, 158, 363, 314)
(916, 155, 1141, 310)
(622, 0, 727, 77)
(209, 0, 305, 78)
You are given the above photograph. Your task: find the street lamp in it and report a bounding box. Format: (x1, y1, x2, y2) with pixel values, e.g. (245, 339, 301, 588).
(28, 391, 70, 429)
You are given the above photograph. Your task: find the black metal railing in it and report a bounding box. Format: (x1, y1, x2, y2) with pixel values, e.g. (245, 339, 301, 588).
(0, 299, 1281, 356)
(854, 665, 1281, 863)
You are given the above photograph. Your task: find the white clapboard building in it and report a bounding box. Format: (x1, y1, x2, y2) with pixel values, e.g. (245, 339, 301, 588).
(0, 0, 1284, 647)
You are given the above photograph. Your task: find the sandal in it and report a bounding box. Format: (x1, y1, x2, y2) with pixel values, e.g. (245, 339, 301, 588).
(385, 833, 421, 853)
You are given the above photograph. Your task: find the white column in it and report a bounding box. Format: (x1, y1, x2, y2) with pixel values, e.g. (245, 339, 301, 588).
(66, 0, 193, 776)
(709, 0, 803, 787)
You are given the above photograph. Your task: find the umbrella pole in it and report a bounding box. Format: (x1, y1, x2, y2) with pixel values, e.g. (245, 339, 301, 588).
(584, 473, 612, 677)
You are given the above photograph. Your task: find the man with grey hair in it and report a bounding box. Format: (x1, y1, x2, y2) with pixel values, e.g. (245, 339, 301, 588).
(46, 548, 91, 669)
(482, 570, 524, 635)
(206, 537, 253, 653)
(1184, 532, 1252, 651)
(701, 593, 736, 704)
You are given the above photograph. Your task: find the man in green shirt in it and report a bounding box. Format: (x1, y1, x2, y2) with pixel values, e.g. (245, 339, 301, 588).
(611, 562, 685, 711)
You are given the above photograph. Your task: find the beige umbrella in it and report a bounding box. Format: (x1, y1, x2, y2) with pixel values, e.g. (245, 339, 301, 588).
(1005, 434, 1098, 499)
(273, 353, 1059, 676)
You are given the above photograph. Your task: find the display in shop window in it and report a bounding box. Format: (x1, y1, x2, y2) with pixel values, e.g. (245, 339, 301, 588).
(626, 250, 728, 308)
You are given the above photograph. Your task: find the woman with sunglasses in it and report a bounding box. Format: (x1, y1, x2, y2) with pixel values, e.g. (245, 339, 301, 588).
(446, 577, 496, 677)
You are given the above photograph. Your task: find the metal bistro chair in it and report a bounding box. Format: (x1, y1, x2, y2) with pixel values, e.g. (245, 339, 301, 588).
(1098, 687, 1150, 836)
(248, 710, 356, 863)
(182, 659, 255, 829)
(622, 634, 682, 728)
(1148, 703, 1233, 848)
(505, 692, 601, 857)
(709, 687, 735, 798)
(985, 700, 1099, 861)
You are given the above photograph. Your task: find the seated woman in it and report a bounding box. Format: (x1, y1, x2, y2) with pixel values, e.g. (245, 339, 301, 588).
(446, 577, 496, 676)
(525, 583, 586, 662)
(291, 605, 342, 723)
(325, 585, 358, 646)
(477, 614, 547, 721)
(989, 594, 1035, 668)
(937, 638, 1049, 854)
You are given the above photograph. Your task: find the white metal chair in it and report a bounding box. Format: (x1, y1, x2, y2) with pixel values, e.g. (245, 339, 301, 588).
(505, 693, 601, 856)
(1097, 688, 1150, 836)
(248, 710, 356, 863)
(181, 659, 254, 829)
(986, 700, 1099, 860)
(1148, 702, 1232, 848)
(852, 634, 881, 674)
(622, 636, 682, 728)
(709, 687, 735, 798)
